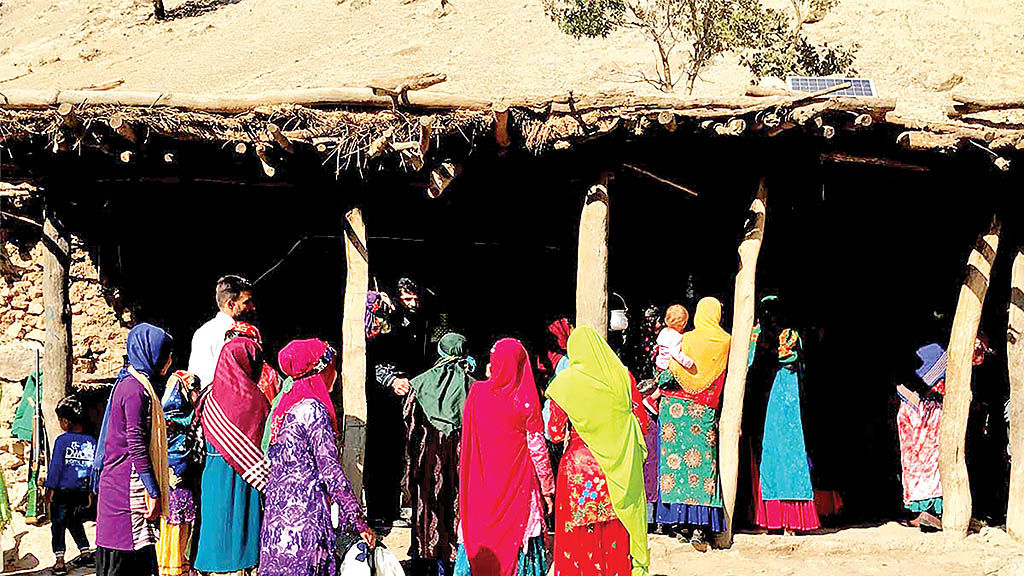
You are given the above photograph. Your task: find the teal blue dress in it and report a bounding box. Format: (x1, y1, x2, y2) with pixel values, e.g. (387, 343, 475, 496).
(759, 330, 814, 501)
(195, 442, 263, 572)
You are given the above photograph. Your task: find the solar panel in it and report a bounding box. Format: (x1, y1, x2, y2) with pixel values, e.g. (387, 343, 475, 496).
(786, 76, 877, 97)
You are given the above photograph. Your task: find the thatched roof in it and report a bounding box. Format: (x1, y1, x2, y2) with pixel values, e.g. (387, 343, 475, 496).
(0, 0, 1022, 175)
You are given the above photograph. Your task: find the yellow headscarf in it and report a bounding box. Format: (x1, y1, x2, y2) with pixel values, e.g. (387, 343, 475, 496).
(546, 326, 650, 576)
(668, 297, 731, 394)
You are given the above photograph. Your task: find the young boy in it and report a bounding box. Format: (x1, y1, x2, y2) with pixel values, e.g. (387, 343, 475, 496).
(44, 396, 96, 575)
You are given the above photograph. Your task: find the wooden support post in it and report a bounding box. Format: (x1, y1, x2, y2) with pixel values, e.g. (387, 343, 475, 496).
(41, 207, 72, 446)
(341, 208, 369, 499)
(716, 177, 767, 548)
(575, 174, 611, 338)
(940, 215, 1001, 536)
(1007, 245, 1024, 540)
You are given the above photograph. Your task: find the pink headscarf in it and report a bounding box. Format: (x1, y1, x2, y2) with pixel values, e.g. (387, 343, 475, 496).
(459, 338, 543, 576)
(268, 339, 338, 445)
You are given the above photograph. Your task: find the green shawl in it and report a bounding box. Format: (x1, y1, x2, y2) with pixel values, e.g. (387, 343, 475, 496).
(409, 333, 474, 436)
(12, 370, 40, 442)
(547, 326, 650, 576)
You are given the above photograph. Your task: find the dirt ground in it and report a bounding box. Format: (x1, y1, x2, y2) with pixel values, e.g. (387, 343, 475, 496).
(2, 513, 1022, 576)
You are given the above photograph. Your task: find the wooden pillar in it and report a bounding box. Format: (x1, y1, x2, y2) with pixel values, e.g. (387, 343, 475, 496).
(939, 215, 1001, 536)
(341, 208, 369, 498)
(576, 174, 611, 337)
(717, 177, 767, 547)
(1007, 245, 1024, 539)
(41, 207, 72, 447)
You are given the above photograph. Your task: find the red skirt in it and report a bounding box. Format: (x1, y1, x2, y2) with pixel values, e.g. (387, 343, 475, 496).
(751, 451, 820, 531)
(553, 518, 632, 576)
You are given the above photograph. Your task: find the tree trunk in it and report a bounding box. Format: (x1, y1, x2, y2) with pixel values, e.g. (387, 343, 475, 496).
(939, 215, 1001, 536)
(1007, 245, 1024, 540)
(41, 207, 72, 447)
(716, 177, 767, 547)
(341, 208, 369, 499)
(575, 174, 611, 338)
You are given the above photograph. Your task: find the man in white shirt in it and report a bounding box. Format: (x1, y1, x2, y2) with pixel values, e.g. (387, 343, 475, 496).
(187, 275, 257, 388)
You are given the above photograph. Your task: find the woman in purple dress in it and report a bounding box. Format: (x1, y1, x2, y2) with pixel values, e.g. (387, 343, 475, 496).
(92, 323, 173, 576)
(259, 339, 375, 576)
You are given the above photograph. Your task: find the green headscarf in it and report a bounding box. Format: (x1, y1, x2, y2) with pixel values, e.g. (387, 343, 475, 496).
(546, 326, 650, 576)
(409, 333, 475, 436)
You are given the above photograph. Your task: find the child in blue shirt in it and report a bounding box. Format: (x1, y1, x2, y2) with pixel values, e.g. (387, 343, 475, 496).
(44, 395, 96, 575)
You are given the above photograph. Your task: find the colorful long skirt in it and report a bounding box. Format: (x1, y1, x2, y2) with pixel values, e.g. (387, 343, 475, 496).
(454, 536, 549, 576)
(156, 485, 196, 576)
(897, 399, 943, 513)
(194, 443, 262, 573)
(755, 367, 819, 531)
(657, 396, 724, 530)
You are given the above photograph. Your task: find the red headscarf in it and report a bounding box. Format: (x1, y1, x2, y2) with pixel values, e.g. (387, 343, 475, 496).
(459, 338, 543, 576)
(547, 317, 573, 370)
(268, 339, 338, 445)
(200, 337, 272, 491)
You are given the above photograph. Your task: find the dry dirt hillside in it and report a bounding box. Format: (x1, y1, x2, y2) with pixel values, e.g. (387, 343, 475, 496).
(1, 0, 1023, 122)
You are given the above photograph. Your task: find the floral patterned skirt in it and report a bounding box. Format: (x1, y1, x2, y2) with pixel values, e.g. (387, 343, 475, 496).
(552, 518, 631, 576)
(658, 397, 722, 509)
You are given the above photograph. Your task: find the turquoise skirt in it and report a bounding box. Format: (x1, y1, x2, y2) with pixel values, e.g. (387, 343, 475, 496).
(194, 442, 263, 572)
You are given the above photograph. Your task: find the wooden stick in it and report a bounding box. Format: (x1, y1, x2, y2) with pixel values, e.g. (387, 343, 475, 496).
(623, 164, 698, 197)
(657, 110, 677, 132)
(1008, 245, 1024, 541)
(419, 116, 433, 155)
(254, 144, 275, 177)
(820, 152, 930, 172)
(233, 142, 248, 156)
(56, 103, 78, 129)
(0, 87, 492, 112)
(108, 114, 136, 143)
(494, 107, 511, 148)
(119, 150, 134, 163)
(575, 174, 611, 338)
(897, 131, 962, 152)
(717, 177, 767, 548)
(267, 124, 294, 153)
(340, 207, 369, 498)
(940, 215, 1001, 536)
(952, 93, 1024, 115)
(42, 207, 72, 446)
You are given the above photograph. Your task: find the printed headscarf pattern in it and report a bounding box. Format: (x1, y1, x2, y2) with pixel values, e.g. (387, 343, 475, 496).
(637, 305, 664, 380)
(161, 371, 200, 481)
(546, 318, 573, 374)
(365, 291, 395, 341)
(265, 339, 338, 447)
(225, 321, 281, 402)
(547, 326, 650, 576)
(200, 336, 272, 491)
(92, 323, 173, 517)
(460, 338, 544, 576)
(409, 333, 475, 436)
(668, 297, 731, 395)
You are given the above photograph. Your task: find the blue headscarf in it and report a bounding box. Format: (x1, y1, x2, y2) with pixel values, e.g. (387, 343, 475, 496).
(914, 343, 947, 389)
(91, 323, 174, 492)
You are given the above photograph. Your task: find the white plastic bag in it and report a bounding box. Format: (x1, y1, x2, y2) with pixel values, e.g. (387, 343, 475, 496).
(339, 538, 372, 576)
(372, 546, 406, 576)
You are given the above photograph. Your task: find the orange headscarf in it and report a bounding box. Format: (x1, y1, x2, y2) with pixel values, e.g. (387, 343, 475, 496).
(668, 297, 731, 394)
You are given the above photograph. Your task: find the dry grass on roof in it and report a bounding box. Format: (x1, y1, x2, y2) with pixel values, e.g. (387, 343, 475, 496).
(0, 104, 494, 175)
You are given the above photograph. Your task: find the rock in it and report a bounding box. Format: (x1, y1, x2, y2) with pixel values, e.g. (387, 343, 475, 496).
(0, 452, 23, 470)
(9, 296, 28, 310)
(26, 301, 43, 315)
(0, 341, 37, 381)
(24, 329, 44, 342)
(3, 322, 23, 340)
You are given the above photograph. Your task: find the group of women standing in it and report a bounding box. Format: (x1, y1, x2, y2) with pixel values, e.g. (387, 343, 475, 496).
(92, 322, 373, 576)
(640, 295, 821, 548)
(89, 292, 820, 576)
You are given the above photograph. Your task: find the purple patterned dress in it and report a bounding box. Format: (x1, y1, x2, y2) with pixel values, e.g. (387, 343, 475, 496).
(258, 398, 367, 576)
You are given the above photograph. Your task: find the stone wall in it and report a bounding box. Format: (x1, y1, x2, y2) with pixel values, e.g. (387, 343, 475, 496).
(0, 239, 134, 510)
